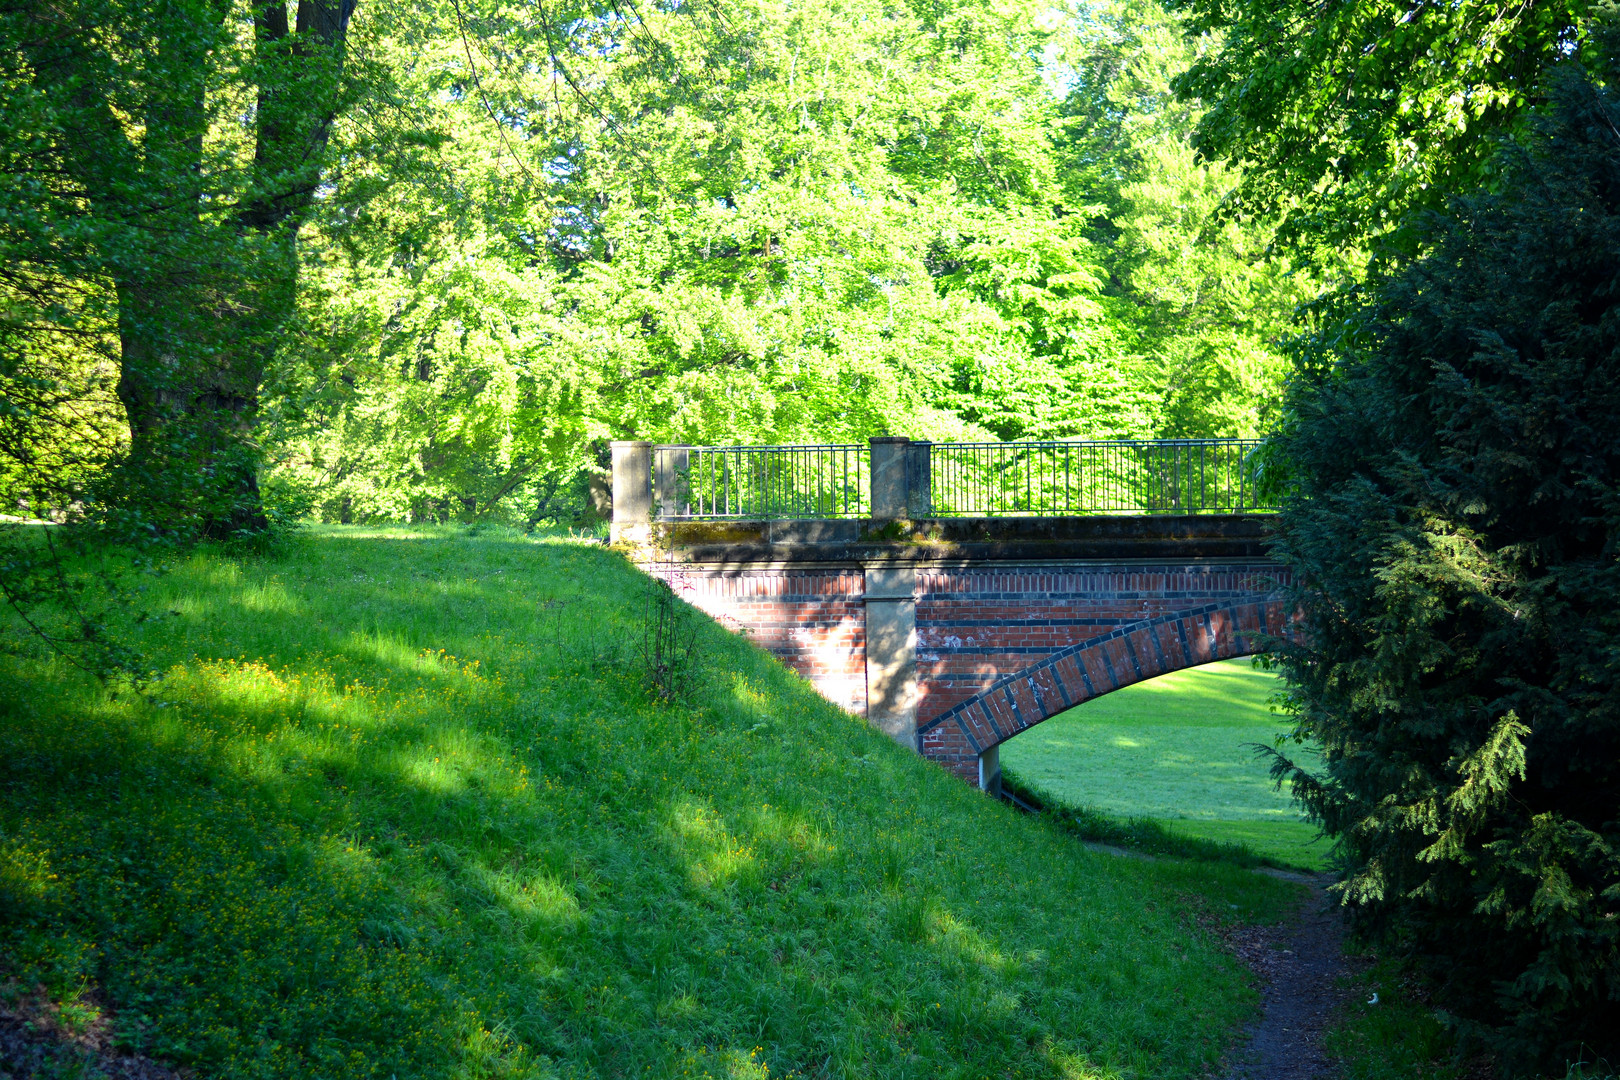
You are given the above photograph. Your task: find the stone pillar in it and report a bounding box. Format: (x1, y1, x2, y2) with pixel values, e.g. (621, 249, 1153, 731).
(610, 440, 652, 545)
(869, 436, 911, 520)
(654, 445, 689, 520)
(978, 744, 1002, 797)
(864, 565, 918, 749)
(908, 441, 932, 518)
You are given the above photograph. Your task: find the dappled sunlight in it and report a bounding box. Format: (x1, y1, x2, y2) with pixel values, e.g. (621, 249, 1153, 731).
(230, 576, 303, 616)
(341, 628, 431, 672)
(308, 524, 480, 542)
(733, 800, 838, 867)
(728, 669, 870, 745)
(0, 685, 460, 1076)
(729, 673, 774, 715)
(667, 799, 762, 892)
(0, 836, 56, 908)
(1043, 1044, 1122, 1080)
(339, 633, 504, 690)
(928, 904, 1019, 978)
(147, 645, 546, 819)
(666, 1046, 773, 1080)
(459, 862, 584, 940)
(0, 529, 1293, 1079)
(398, 751, 467, 795)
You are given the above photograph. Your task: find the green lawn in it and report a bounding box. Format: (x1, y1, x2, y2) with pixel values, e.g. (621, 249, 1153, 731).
(0, 525, 1299, 1080)
(1000, 658, 1330, 871)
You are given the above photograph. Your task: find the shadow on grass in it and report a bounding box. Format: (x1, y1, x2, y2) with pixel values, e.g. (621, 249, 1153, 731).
(1, 526, 1302, 1080)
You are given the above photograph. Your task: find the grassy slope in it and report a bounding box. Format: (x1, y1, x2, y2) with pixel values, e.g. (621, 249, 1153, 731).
(998, 659, 1328, 871)
(0, 526, 1298, 1080)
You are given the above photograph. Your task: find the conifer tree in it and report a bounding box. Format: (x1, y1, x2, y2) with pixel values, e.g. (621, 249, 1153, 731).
(1266, 42, 1620, 1064)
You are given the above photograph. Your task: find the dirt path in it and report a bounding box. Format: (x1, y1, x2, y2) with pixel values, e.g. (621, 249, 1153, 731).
(1221, 871, 1352, 1080)
(0, 981, 180, 1080)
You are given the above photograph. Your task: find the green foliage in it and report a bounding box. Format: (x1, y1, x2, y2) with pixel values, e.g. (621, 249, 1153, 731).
(0, 527, 150, 685)
(1064, 0, 1320, 437)
(0, 0, 388, 671)
(6, 0, 1312, 536)
(1171, 0, 1606, 253)
(0, 526, 1297, 1078)
(1264, 50, 1620, 1067)
(0, 0, 371, 536)
(262, 0, 1313, 525)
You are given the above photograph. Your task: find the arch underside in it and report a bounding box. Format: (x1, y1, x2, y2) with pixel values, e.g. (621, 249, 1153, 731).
(917, 598, 1294, 781)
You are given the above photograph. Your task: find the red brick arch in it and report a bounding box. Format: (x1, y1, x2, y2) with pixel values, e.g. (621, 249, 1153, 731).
(917, 598, 1295, 783)
(646, 542, 1296, 786)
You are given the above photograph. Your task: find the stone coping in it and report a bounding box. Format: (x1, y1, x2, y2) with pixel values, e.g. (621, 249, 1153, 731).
(632, 513, 1278, 564)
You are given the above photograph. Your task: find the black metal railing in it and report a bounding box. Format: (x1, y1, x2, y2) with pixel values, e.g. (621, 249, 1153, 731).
(644, 438, 1271, 520)
(652, 444, 870, 519)
(928, 439, 1269, 516)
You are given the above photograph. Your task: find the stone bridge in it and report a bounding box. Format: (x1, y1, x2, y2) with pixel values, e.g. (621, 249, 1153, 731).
(610, 438, 1294, 791)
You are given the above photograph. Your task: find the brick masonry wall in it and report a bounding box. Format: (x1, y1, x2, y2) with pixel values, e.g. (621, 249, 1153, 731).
(914, 564, 1289, 722)
(919, 593, 1295, 781)
(650, 565, 870, 716)
(648, 560, 1293, 782)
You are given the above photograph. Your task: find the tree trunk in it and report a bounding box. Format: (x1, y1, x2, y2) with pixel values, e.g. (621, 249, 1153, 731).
(28, 0, 356, 538)
(113, 266, 275, 538)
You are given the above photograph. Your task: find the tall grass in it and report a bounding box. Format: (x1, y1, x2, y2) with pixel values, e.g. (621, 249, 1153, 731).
(0, 525, 1298, 1079)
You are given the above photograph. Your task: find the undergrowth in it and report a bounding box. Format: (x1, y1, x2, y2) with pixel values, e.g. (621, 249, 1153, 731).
(0, 524, 1299, 1080)
(1325, 956, 1468, 1080)
(1324, 956, 1620, 1080)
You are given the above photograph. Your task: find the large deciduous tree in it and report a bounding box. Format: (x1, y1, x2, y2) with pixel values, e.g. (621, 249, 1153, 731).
(262, 0, 1314, 525)
(4, 0, 356, 535)
(1170, 0, 1601, 252)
